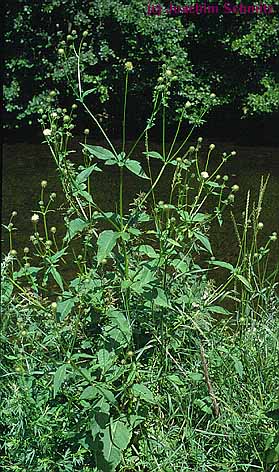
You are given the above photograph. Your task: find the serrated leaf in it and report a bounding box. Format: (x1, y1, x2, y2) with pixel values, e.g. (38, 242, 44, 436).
(97, 230, 119, 264)
(53, 364, 67, 398)
(125, 159, 149, 179)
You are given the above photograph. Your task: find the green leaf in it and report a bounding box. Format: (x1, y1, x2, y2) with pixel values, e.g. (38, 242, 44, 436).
(131, 266, 156, 293)
(167, 374, 185, 386)
(131, 383, 155, 404)
(97, 230, 119, 264)
(233, 358, 244, 379)
(193, 231, 213, 255)
(110, 420, 132, 450)
(97, 349, 113, 372)
(125, 159, 149, 179)
(80, 386, 99, 401)
(143, 151, 164, 161)
(50, 266, 64, 291)
(53, 364, 67, 398)
(76, 164, 102, 184)
(102, 427, 121, 471)
(57, 297, 76, 321)
(82, 144, 116, 162)
(207, 305, 231, 315)
(65, 218, 88, 242)
(210, 260, 235, 272)
(236, 274, 253, 292)
(154, 287, 170, 307)
(1, 279, 13, 303)
(138, 244, 158, 258)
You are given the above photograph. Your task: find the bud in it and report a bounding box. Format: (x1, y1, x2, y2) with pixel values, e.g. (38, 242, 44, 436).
(189, 146, 195, 152)
(49, 90, 56, 97)
(228, 194, 235, 203)
(10, 249, 17, 257)
(63, 115, 71, 123)
(66, 34, 73, 41)
(50, 226, 57, 234)
(165, 69, 172, 77)
(82, 30, 89, 37)
(84, 128, 90, 135)
(270, 233, 277, 242)
(185, 101, 192, 108)
(223, 175, 229, 182)
(50, 192, 56, 200)
(201, 171, 209, 179)
(45, 240, 53, 248)
(210, 93, 216, 98)
(231, 151, 237, 156)
(209, 144, 215, 151)
(41, 180, 48, 188)
(72, 103, 78, 109)
(257, 222, 264, 230)
(216, 175, 221, 180)
(11, 211, 17, 217)
(58, 48, 65, 55)
(231, 184, 239, 192)
(23, 247, 29, 254)
(157, 76, 164, 83)
(51, 112, 58, 118)
(197, 137, 203, 143)
(51, 302, 57, 312)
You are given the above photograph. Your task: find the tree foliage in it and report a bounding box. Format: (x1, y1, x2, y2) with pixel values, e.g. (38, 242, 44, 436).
(4, 0, 279, 129)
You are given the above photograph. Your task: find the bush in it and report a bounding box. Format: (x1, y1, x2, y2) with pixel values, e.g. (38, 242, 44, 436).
(1, 39, 279, 471)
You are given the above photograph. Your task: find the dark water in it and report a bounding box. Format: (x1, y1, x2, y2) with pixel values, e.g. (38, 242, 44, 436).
(2, 139, 279, 272)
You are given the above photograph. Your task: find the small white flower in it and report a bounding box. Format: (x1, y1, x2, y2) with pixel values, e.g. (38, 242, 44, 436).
(185, 101, 192, 108)
(31, 214, 40, 223)
(201, 171, 209, 179)
(43, 129, 52, 137)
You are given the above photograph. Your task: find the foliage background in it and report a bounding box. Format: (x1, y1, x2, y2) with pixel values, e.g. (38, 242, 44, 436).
(4, 0, 279, 135)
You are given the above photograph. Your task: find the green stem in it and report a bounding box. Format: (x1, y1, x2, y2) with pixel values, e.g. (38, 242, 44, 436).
(122, 73, 129, 153)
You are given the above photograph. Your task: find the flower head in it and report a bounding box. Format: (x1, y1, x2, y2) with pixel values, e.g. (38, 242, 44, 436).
(43, 129, 52, 137)
(31, 214, 40, 224)
(201, 171, 209, 179)
(124, 61, 133, 72)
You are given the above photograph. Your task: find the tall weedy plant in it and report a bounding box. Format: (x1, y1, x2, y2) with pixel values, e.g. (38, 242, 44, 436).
(1, 32, 278, 472)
